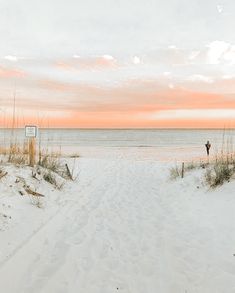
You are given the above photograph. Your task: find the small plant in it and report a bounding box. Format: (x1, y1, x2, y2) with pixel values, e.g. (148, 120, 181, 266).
(39, 154, 61, 172)
(170, 160, 205, 180)
(205, 161, 234, 188)
(7, 142, 29, 165)
(170, 165, 180, 179)
(185, 161, 197, 171)
(0, 167, 7, 179)
(204, 151, 235, 188)
(8, 153, 28, 165)
(205, 168, 213, 185)
(43, 171, 57, 185)
(70, 153, 80, 158)
(43, 171, 64, 190)
(38, 152, 69, 180)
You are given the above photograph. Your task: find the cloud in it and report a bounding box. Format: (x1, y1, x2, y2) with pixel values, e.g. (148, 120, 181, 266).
(0, 48, 234, 128)
(55, 55, 118, 72)
(186, 74, 214, 83)
(188, 51, 200, 62)
(153, 109, 235, 120)
(207, 41, 229, 64)
(0, 73, 235, 127)
(102, 55, 115, 61)
(217, 4, 223, 13)
(4, 55, 18, 62)
(163, 72, 171, 76)
(206, 41, 235, 65)
(38, 77, 235, 113)
(0, 66, 26, 78)
(55, 61, 75, 71)
(132, 56, 141, 65)
(168, 45, 177, 49)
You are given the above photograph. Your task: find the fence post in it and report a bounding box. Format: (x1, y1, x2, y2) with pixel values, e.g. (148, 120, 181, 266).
(181, 162, 184, 178)
(29, 137, 36, 167)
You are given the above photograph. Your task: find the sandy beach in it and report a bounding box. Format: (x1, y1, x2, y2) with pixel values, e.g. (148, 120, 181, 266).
(1, 0, 235, 291)
(0, 152, 235, 293)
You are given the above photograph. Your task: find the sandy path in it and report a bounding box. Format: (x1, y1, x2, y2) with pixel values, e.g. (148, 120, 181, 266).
(0, 158, 235, 293)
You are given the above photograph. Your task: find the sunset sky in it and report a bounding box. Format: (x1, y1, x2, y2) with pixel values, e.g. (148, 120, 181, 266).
(0, 0, 235, 128)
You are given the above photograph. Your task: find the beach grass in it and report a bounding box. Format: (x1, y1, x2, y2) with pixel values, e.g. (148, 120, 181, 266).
(170, 149, 235, 188)
(0, 136, 76, 191)
(205, 153, 235, 187)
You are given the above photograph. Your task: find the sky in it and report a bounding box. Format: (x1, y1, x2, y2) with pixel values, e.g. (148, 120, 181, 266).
(0, 0, 235, 128)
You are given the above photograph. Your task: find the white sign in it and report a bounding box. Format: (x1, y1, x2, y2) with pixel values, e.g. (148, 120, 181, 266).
(25, 125, 37, 138)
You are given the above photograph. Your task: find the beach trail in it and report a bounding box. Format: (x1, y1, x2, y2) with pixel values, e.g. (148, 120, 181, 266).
(0, 158, 235, 293)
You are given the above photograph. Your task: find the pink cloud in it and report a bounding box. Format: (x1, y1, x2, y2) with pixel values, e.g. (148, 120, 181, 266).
(0, 66, 26, 78)
(54, 55, 118, 72)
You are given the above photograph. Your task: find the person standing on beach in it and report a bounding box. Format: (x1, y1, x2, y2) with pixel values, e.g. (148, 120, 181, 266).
(205, 141, 211, 156)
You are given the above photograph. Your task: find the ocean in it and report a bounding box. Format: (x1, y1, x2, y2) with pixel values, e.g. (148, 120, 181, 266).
(0, 128, 234, 161)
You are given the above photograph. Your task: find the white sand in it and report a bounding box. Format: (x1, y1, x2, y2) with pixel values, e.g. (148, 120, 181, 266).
(0, 157, 235, 293)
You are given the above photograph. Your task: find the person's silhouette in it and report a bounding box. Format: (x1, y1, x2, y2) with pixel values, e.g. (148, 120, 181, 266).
(205, 141, 211, 156)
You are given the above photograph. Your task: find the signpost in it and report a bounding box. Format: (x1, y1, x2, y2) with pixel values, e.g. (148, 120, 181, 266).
(25, 125, 37, 167)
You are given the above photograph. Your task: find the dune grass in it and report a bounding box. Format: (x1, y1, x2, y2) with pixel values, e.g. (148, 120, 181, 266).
(170, 151, 235, 188)
(205, 153, 235, 188)
(0, 137, 76, 192)
(170, 160, 205, 180)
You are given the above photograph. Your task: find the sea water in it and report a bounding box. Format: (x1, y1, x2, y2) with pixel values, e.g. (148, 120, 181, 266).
(0, 128, 234, 161)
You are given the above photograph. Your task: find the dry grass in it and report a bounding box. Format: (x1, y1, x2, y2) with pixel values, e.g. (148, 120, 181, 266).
(170, 154, 235, 187)
(39, 153, 62, 173)
(203, 133, 235, 188)
(185, 161, 198, 171)
(5, 143, 71, 185)
(0, 140, 74, 192)
(170, 160, 204, 180)
(0, 146, 9, 156)
(0, 167, 7, 179)
(38, 152, 72, 180)
(170, 165, 181, 179)
(43, 170, 64, 190)
(43, 170, 57, 185)
(6, 141, 29, 165)
(205, 153, 235, 188)
(8, 153, 28, 165)
(69, 153, 80, 158)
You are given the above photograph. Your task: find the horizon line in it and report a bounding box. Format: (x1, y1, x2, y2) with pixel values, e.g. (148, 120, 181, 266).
(0, 127, 233, 130)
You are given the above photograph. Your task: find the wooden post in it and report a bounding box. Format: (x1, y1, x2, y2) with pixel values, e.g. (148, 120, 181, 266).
(29, 137, 36, 167)
(65, 163, 73, 180)
(181, 162, 184, 178)
(25, 125, 37, 167)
